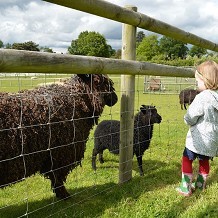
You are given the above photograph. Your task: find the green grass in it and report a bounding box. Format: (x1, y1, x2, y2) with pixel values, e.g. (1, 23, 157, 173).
(0, 74, 70, 92)
(1, 75, 218, 217)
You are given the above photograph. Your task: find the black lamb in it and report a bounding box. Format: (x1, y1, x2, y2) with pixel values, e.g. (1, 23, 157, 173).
(179, 89, 200, 110)
(92, 105, 162, 176)
(0, 74, 118, 199)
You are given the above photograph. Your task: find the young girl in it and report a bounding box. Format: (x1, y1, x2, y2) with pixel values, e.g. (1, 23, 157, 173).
(177, 60, 218, 196)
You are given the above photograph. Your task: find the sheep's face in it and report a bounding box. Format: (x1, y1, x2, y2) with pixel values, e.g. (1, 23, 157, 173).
(140, 105, 162, 124)
(96, 74, 118, 107)
(77, 74, 118, 107)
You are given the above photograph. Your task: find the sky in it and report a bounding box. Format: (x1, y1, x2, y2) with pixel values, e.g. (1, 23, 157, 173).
(0, 0, 218, 53)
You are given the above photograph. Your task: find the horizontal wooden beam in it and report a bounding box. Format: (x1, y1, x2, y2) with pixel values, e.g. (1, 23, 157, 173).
(0, 49, 194, 78)
(43, 0, 218, 52)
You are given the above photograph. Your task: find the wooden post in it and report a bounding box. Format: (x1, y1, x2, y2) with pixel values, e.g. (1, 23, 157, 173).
(119, 5, 137, 184)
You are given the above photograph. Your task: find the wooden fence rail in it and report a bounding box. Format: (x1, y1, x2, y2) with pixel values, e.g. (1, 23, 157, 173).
(43, 0, 218, 52)
(0, 49, 194, 77)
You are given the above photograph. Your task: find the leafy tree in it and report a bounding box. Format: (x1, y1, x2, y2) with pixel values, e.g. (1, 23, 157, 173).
(136, 31, 145, 44)
(188, 45, 207, 58)
(0, 40, 3, 48)
(107, 45, 116, 57)
(40, 46, 54, 53)
(136, 34, 160, 61)
(68, 40, 78, 54)
(159, 36, 189, 59)
(5, 43, 12, 49)
(115, 49, 121, 59)
(68, 31, 113, 57)
(110, 49, 122, 59)
(12, 41, 40, 51)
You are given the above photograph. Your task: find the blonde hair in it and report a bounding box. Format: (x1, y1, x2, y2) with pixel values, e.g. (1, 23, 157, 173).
(196, 60, 218, 90)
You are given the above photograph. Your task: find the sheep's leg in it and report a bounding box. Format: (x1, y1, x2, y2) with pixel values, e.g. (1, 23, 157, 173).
(99, 151, 104, 164)
(48, 172, 70, 199)
(184, 104, 187, 110)
(137, 155, 144, 176)
(54, 184, 70, 200)
(92, 148, 98, 171)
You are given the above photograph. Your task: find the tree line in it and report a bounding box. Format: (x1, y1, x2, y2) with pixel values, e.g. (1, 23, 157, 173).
(135, 31, 218, 66)
(1, 30, 218, 66)
(136, 31, 208, 60)
(0, 31, 115, 57)
(0, 40, 54, 53)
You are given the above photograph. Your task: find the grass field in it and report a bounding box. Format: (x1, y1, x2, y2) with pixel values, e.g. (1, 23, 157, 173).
(0, 73, 70, 93)
(0, 74, 218, 218)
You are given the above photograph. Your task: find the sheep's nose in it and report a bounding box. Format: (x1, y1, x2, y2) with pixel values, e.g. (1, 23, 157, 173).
(158, 116, 162, 122)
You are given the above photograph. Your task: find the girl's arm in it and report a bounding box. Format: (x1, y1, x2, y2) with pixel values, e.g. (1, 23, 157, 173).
(184, 93, 204, 126)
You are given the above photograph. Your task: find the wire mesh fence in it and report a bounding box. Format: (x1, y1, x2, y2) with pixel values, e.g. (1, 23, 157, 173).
(0, 73, 186, 216)
(144, 76, 197, 95)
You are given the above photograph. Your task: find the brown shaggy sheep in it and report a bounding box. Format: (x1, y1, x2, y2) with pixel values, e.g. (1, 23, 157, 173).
(0, 74, 118, 199)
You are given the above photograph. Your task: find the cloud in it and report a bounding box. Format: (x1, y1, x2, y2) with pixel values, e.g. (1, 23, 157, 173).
(0, 0, 218, 53)
(0, 0, 30, 8)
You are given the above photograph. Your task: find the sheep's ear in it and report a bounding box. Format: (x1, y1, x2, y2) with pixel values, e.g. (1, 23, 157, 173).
(140, 105, 156, 114)
(140, 105, 148, 114)
(140, 105, 150, 110)
(140, 105, 155, 109)
(77, 74, 91, 82)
